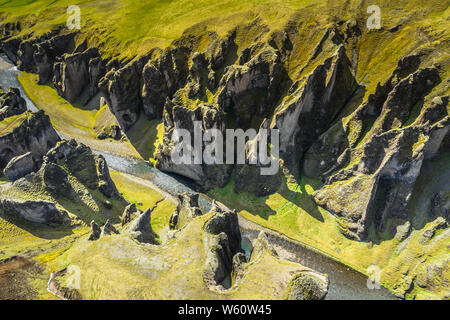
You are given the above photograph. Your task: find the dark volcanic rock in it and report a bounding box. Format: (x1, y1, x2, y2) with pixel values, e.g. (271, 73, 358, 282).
(311, 66, 447, 240)
(53, 48, 99, 104)
(155, 101, 232, 190)
(100, 55, 150, 130)
(0, 110, 60, 172)
(274, 45, 357, 167)
(124, 209, 158, 244)
(169, 193, 203, 230)
(0, 87, 27, 121)
(141, 47, 190, 120)
(88, 220, 101, 241)
(3, 152, 34, 181)
(44, 139, 121, 199)
(39, 160, 72, 195)
(202, 207, 243, 290)
(217, 45, 286, 129)
(33, 33, 75, 84)
(100, 219, 119, 237)
(121, 203, 140, 226)
(0, 199, 68, 225)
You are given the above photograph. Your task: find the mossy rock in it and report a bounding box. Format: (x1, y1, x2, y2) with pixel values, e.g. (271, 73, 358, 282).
(285, 272, 328, 300)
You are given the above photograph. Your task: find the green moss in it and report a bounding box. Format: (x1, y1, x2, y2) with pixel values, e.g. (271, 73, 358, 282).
(0, 112, 29, 135)
(109, 170, 176, 235)
(18, 72, 141, 159)
(403, 100, 424, 127)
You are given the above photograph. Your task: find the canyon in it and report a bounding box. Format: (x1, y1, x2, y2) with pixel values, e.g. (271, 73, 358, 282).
(0, 0, 448, 300)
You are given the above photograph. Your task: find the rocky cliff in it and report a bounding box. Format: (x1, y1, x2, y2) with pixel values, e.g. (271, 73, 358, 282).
(0, 0, 448, 300)
(0, 110, 60, 172)
(1, 14, 448, 240)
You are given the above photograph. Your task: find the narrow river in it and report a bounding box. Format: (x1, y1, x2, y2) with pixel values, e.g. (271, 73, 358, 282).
(0, 54, 396, 300)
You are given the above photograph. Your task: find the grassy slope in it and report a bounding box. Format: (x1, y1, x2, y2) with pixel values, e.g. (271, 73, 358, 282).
(0, 0, 314, 59)
(17, 72, 143, 158)
(48, 211, 319, 300)
(0, 168, 177, 299)
(109, 170, 176, 236)
(0, 112, 28, 135)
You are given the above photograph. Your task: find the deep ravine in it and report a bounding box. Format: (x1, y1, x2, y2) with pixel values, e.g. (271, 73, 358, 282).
(1, 52, 397, 299)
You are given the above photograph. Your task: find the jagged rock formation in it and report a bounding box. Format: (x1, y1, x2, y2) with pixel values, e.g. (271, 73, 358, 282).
(43, 139, 121, 199)
(0, 87, 26, 120)
(310, 64, 447, 240)
(100, 219, 119, 237)
(203, 207, 242, 290)
(1, 18, 447, 242)
(0, 110, 60, 172)
(53, 47, 100, 104)
(141, 46, 190, 120)
(3, 152, 34, 181)
(121, 203, 141, 226)
(123, 208, 158, 244)
(155, 102, 232, 189)
(0, 199, 68, 225)
(0, 137, 125, 227)
(39, 161, 72, 196)
(169, 193, 203, 230)
(88, 220, 101, 241)
(96, 124, 122, 141)
(285, 272, 328, 300)
(100, 54, 151, 129)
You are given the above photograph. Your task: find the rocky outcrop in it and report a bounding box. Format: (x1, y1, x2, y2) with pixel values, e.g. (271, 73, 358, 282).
(100, 219, 119, 238)
(203, 208, 242, 254)
(100, 55, 150, 129)
(3, 152, 34, 181)
(96, 124, 122, 141)
(273, 45, 356, 167)
(169, 193, 203, 230)
(141, 47, 190, 120)
(39, 161, 72, 196)
(121, 203, 141, 226)
(123, 208, 158, 244)
(33, 33, 75, 84)
(203, 207, 242, 290)
(311, 66, 446, 241)
(0, 110, 60, 172)
(285, 272, 328, 300)
(0, 87, 26, 120)
(217, 45, 287, 128)
(88, 220, 101, 241)
(0, 199, 68, 225)
(1, 29, 109, 117)
(155, 102, 232, 189)
(43, 139, 121, 199)
(233, 119, 282, 196)
(303, 55, 440, 179)
(53, 48, 100, 104)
